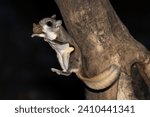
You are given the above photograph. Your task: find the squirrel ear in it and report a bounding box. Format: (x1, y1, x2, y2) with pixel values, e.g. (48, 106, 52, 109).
(56, 20, 62, 27)
(51, 14, 56, 19)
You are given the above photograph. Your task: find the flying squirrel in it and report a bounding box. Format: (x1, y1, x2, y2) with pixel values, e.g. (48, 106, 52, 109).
(31, 15, 120, 90)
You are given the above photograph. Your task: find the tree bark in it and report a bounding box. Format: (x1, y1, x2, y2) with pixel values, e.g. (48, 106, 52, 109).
(55, 0, 150, 99)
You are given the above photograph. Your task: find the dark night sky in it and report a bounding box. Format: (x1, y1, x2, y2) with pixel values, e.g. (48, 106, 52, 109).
(0, 0, 150, 99)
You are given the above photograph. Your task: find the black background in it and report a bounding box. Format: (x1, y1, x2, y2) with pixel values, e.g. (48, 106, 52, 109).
(0, 0, 150, 99)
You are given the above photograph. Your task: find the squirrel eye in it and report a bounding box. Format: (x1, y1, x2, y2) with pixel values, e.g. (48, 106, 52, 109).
(46, 21, 53, 27)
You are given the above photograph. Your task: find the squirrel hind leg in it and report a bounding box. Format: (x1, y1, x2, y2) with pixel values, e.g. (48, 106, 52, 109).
(51, 68, 71, 76)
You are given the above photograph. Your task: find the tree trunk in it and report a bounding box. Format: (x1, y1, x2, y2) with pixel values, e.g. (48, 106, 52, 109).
(55, 0, 150, 99)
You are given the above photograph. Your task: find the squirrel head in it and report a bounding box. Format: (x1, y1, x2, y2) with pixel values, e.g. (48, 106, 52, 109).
(32, 15, 62, 40)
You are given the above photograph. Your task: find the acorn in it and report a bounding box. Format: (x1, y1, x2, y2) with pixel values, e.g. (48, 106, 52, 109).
(32, 23, 43, 34)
